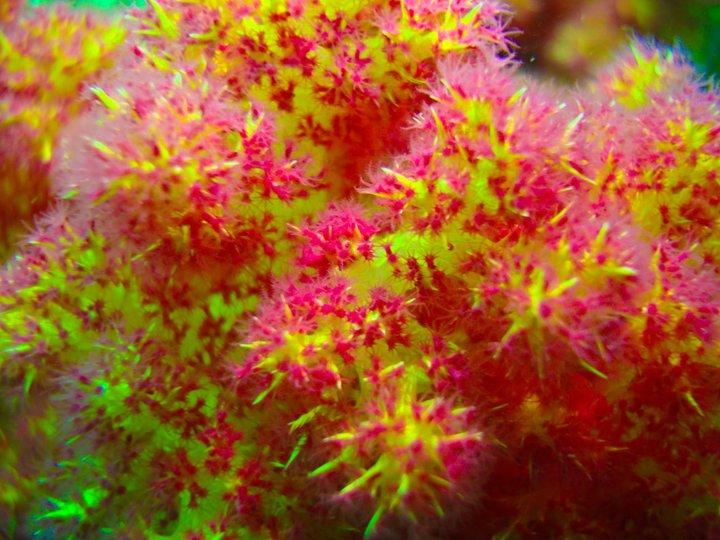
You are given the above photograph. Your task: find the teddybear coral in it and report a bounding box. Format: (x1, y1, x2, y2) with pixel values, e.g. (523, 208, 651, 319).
(1, 1, 719, 538)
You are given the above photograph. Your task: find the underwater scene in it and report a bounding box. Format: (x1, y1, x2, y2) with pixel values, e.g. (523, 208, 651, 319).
(1, 0, 720, 538)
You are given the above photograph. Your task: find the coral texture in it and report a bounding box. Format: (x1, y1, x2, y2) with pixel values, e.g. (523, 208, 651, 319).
(1, 1, 719, 538)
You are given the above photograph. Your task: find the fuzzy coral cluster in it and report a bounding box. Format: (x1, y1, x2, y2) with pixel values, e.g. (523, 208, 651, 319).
(1, 1, 719, 539)
(0, 0, 124, 260)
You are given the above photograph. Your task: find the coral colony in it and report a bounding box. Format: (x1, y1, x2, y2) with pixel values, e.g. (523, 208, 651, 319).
(1, 0, 720, 538)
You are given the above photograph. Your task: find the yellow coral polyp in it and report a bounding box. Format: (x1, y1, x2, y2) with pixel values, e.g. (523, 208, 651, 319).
(578, 222, 638, 283)
(255, 330, 338, 372)
(496, 265, 578, 375)
(608, 44, 676, 108)
(312, 384, 482, 536)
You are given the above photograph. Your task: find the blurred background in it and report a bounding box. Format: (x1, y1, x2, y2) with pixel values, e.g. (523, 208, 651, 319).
(509, 0, 720, 80)
(28, 0, 720, 80)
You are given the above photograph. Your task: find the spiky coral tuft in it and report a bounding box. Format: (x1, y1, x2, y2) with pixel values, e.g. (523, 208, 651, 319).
(1, 1, 720, 538)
